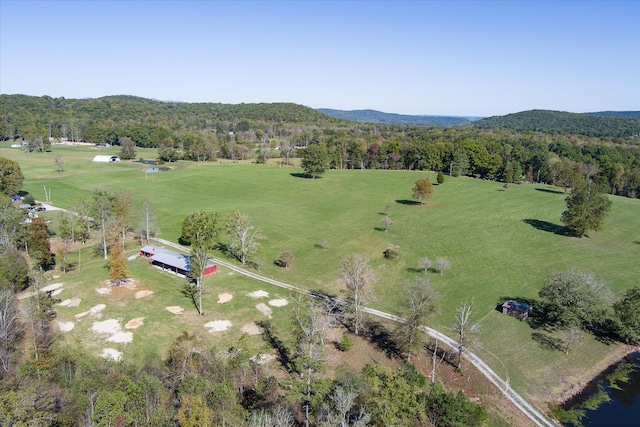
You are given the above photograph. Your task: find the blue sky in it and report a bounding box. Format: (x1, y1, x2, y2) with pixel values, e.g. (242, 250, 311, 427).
(1, 0, 638, 116)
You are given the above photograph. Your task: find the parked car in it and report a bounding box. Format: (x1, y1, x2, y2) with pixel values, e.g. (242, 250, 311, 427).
(11, 195, 21, 202)
(35, 206, 46, 212)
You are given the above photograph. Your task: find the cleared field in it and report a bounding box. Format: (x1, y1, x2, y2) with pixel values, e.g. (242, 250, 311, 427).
(3, 142, 639, 407)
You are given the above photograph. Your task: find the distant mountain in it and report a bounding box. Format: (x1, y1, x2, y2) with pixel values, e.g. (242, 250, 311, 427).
(471, 109, 640, 138)
(316, 108, 480, 126)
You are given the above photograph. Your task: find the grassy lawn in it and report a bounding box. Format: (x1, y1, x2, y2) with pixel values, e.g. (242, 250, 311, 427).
(3, 142, 639, 408)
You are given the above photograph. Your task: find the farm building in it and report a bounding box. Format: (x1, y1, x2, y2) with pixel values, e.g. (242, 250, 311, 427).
(92, 155, 120, 163)
(140, 245, 217, 278)
(502, 300, 533, 319)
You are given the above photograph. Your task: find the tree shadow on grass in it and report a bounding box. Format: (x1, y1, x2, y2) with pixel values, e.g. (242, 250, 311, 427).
(363, 320, 402, 359)
(395, 199, 422, 206)
(523, 219, 572, 236)
(535, 187, 565, 195)
(256, 320, 293, 372)
(531, 331, 564, 352)
(181, 282, 198, 312)
(290, 172, 317, 179)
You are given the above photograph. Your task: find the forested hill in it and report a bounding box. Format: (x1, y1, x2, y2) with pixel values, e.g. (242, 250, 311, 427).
(585, 111, 640, 120)
(316, 108, 476, 126)
(472, 109, 640, 138)
(0, 94, 346, 138)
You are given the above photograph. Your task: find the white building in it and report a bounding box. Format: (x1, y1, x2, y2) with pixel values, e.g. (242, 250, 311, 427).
(92, 155, 121, 163)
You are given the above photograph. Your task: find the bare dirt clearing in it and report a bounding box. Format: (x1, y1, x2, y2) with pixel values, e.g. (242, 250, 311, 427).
(125, 317, 145, 329)
(92, 319, 121, 334)
(268, 298, 288, 307)
(92, 319, 134, 343)
(57, 321, 75, 332)
(248, 290, 269, 298)
(255, 303, 272, 318)
(241, 323, 263, 335)
(135, 290, 154, 299)
(218, 292, 233, 303)
(76, 304, 106, 318)
(101, 348, 123, 361)
(204, 320, 232, 332)
(166, 306, 184, 314)
(58, 297, 81, 307)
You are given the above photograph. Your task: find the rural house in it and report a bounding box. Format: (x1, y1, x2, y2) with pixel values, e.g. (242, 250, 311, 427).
(140, 245, 217, 278)
(502, 300, 533, 320)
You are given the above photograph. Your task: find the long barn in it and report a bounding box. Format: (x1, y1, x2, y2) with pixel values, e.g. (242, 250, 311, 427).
(140, 246, 217, 278)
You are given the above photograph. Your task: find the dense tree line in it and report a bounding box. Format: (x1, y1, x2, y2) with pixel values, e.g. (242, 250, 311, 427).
(3, 95, 640, 199)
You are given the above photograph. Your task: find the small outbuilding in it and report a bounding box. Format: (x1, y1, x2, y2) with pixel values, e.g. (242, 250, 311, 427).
(502, 300, 533, 320)
(93, 155, 120, 163)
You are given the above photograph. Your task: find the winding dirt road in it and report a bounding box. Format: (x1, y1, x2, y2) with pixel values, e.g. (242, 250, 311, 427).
(151, 237, 557, 426)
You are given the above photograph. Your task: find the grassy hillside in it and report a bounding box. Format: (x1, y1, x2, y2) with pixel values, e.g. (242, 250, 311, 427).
(4, 142, 639, 407)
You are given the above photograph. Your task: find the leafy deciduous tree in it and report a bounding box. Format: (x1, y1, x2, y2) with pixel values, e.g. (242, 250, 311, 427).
(118, 136, 137, 160)
(26, 217, 54, 269)
(301, 145, 330, 178)
(412, 177, 434, 204)
(278, 250, 294, 269)
(538, 270, 612, 330)
(108, 245, 130, 287)
(560, 181, 612, 237)
(613, 286, 640, 344)
(0, 157, 24, 196)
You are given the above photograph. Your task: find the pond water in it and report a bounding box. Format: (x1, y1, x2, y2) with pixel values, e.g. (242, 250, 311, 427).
(561, 352, 640, 426)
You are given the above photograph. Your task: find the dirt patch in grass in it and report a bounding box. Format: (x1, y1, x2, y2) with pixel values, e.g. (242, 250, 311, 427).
(76, 304, 106, 318)
(135, 290, 154, 299)
(107, 332, 133, 343)
(92, 319, 121, 334)
(205, 320, 232, 332)
(248, 290, 269, 298)
(59, 297, 81, 307)
(125, 317, 144, 329)
(57, 321, 75, 332)
(166, 306, 184, 314)
(268, 298, 288, 307)
(101, 348, 122, 361)
(241, 323, 263, 335)
(255, 303, 272, 318)
(218, 292, 233, 303)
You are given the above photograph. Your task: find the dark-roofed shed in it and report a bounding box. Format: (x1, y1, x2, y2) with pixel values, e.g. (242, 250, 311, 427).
(502, 300, 533, 320)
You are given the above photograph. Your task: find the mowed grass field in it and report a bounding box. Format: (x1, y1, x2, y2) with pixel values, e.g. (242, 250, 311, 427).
(3, 142, 639, 407)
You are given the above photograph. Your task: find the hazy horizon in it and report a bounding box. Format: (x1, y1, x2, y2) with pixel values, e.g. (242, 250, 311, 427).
(1, 1, 638, 117)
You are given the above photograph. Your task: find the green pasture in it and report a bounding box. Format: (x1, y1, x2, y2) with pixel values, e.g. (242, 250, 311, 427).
(3, 142, 640, 406)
